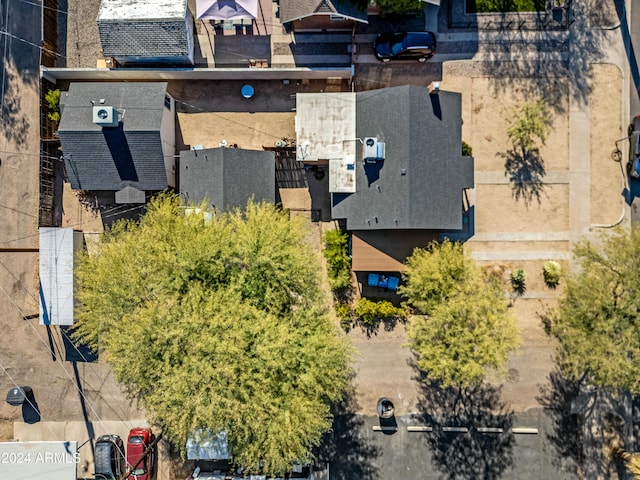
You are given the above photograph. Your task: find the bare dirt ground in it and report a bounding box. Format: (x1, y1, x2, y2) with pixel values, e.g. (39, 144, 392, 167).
(177, 112, 295, 151)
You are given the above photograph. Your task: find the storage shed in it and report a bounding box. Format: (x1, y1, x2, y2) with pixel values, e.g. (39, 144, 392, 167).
(98, 0, 194, 65)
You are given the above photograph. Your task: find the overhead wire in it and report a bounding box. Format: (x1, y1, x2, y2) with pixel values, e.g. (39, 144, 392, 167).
(0, 0, 143, 440)
(0, 280, 131, 460)
(0, 241, 135, 428)
(0, 202, 147, 245)
(0, 360, 64, 442)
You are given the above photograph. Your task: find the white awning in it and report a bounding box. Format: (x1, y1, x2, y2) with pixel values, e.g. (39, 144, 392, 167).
(196, 0, 258, 20)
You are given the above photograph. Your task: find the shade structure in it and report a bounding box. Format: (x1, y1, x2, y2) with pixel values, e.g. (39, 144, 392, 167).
(196, 0, 258, 20)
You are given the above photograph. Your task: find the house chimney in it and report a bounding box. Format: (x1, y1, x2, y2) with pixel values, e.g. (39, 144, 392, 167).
(428, 81, 440, 95)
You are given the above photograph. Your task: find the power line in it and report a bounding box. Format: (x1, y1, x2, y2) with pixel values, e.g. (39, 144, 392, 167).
(19, 0, 68, 15)
(0, 255, 137, 429)
(0, 202, 147, 246)
(0, 30, 66, 59)
(0, 361, 64, 442)
(0, 279, 132, 459)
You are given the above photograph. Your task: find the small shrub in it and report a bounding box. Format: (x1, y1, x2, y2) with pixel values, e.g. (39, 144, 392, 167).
(335, 302, 353, 332)
(335, 302, 352, 322)
(462, 140, 473, 157)
(45, 89, 61, 123)
(323, 229, 351, 291)
(543, 261, 561, 287)
(354, 298, 406, 325)
(510, 268, 526, 291)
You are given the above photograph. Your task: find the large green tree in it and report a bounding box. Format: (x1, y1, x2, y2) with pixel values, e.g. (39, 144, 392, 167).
(73, 195, 352, 475)
(551, 227, 640, 395)
(399, 240, 520, 388)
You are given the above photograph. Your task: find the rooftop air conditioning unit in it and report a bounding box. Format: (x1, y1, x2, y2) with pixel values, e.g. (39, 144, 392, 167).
(363, 137, 385, 162)
(93, 106, 118, 127)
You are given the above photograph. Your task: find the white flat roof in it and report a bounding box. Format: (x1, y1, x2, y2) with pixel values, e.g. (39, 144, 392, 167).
(98, 0, 188, 21)
(295, 92, 356, 162)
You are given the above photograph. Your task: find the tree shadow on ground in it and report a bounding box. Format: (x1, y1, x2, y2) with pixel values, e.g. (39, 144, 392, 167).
(411, 358, 516, 479)
(0, 64, 32, 148)
(315, 386, 381, 480)
(355, 316, 405, 338)
(500, 146, 547, 206)
(484, 5, 605, 113)
(536, 361, 584, 476)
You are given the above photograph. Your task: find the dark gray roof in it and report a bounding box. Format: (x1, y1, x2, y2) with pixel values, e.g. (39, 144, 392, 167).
(331, 85, 474, 230)
(179, 147, 276, 211)
(97, 1, 193, 62)
(59, 82, 170, 191)
(280, 0, 368, 23)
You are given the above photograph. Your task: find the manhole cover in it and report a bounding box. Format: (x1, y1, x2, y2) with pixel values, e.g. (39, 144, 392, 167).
(508, 368, 520, 382)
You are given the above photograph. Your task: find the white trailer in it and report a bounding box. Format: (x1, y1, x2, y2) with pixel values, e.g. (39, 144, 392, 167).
(0, 441, 78, 479)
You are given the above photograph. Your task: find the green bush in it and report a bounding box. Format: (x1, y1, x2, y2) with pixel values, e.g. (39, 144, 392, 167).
(375, 0, 423, 14)
(469, 0, 545, 13)
(323, 230, 351, 291)
(45, 89, 61, 123)
(543, 261, 561, 287)
(462, 141, 473, 157)
(335, 302, 352, 321)
(510, 268, 526, 290)
(354, 298, 406, 325)
(334, 302, 353, 331)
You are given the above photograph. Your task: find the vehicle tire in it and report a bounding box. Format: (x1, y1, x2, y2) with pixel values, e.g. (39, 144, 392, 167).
(382, 58, 390, 63)
(418, 57, 427, 63)
(629, 124, 634, 136)
(627, 161, 633, 175)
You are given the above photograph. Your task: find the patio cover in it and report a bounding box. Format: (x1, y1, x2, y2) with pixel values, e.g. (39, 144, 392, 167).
(196, 0, 258, 20)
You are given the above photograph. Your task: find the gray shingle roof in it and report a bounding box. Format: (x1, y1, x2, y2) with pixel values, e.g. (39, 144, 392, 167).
(331, 85, 474, 230)
(59, 82, 170, 191)
(97, 0, 193, 62)
(280, 0, 368, 23)
(179, 147, 276, 211)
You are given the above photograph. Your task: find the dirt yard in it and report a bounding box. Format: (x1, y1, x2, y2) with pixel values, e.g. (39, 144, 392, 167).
(177, 111, 295, 151)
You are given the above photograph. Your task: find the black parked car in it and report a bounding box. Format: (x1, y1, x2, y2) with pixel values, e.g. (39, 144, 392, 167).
(627, 115, 640, 178)
(373, 31, 437, 62)
(95, 434, 126, 480)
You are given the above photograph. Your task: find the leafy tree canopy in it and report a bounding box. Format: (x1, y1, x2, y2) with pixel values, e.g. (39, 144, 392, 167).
(375, 0, 423, 15)
(400, 240, 520, 388)
(507, 98, 552, 155)
(398, 239, 476, 315)
(322, 229, 351, 292)
(73, 194, 352, 475)
(551, 227, 640, 395)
